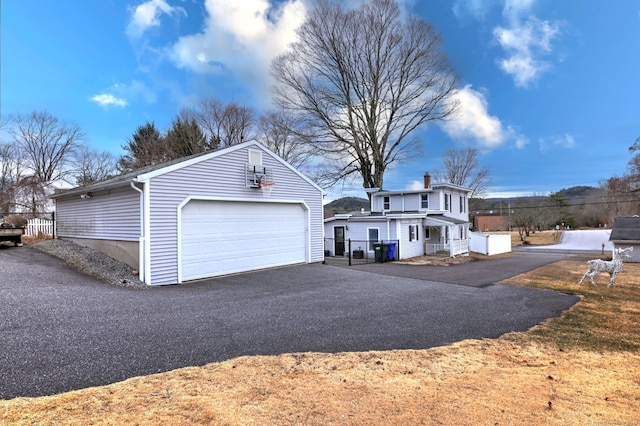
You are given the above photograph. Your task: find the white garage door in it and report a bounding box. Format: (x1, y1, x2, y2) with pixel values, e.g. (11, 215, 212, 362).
(180, 200, 307, 281)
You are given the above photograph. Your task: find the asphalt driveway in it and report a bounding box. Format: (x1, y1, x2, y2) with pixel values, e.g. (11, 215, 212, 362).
(0, 247, 578, 399)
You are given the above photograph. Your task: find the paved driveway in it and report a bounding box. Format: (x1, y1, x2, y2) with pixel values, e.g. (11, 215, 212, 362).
(0, 247, 578, 399)
(524, 229, 613, 251)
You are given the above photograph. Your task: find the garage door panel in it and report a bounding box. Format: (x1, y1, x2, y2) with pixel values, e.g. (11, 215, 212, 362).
(180, 200, 307, 281)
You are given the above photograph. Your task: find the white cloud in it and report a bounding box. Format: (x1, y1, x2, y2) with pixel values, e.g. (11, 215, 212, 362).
(513, 132, 529, 149)
(168, 0, 306, 99)
(440, 85, 505, 148)
(407, 180, 424, 191)
(493, 1, 562, 87)
(90, 94, 128, 108)
(90, 81, 157, 108)
(539, 133, 575, 152)
(452, 0, 499, 20)
(126, 0, 185, 39)
(439, 85, 528, 150)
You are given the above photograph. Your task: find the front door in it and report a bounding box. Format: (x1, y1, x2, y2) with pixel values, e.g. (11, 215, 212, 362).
(334, 226, 345, 256)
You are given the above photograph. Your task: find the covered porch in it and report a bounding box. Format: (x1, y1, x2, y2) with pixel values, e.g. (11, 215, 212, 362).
(423, 215, 470, 257)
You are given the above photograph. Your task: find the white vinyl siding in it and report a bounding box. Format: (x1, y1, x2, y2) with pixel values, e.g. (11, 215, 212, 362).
(400, 219, 424, 259)
(146, 146, 323, 285)
(55, 186, 140, 241)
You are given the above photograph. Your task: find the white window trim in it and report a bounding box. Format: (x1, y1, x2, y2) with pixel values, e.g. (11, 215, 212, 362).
(409, 224, 419, 242)
(383, 196, 390, 211)
(420, 193, 429, 210)
(248, 149, 262, 165)
(367, 227, 380, 251)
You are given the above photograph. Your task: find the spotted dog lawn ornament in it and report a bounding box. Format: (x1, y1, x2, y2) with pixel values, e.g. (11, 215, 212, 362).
(579, 247, 633, 288)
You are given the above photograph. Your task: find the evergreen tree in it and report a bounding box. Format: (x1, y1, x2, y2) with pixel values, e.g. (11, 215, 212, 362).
(118, 122, 168, 172)
(165, 117, 208, 158)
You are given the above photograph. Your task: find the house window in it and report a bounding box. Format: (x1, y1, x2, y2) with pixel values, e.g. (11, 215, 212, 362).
(460, 196, 466, 213)
(444, 194, 451, 212)
(383, 196, 390, 210)
(420, 193, 429, 209)
(460, 226, 465, 239)
(248, 149, 262, 165)
(424, 227, 430, 240)
(409, 224, 419, 242)
(367, 228, 379, 251)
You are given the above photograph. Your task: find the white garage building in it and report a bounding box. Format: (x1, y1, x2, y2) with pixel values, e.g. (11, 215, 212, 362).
(51, 141, 324, 285)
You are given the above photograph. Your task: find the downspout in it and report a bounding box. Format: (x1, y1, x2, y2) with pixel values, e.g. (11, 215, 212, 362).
(130, 181, 146, 284)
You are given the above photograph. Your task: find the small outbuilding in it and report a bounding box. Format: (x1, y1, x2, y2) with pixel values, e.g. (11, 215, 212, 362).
(51, 141, 324, 285)
(609, 216, 640, 263)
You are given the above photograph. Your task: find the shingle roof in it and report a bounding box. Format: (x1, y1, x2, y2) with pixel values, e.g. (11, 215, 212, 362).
(609, 216, 640, 241)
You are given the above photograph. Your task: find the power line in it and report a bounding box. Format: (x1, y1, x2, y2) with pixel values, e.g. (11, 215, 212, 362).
(474, 197, 640, 212)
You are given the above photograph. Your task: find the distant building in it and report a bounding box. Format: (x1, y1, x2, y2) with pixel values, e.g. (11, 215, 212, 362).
(473, 214, 510, 232)
(609, 216, 640, 263)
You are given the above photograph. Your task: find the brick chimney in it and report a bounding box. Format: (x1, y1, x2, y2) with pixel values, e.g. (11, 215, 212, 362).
(423, 172, 431, 189)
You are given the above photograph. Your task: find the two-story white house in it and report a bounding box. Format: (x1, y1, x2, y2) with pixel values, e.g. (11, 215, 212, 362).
(324, 173, 471, 260)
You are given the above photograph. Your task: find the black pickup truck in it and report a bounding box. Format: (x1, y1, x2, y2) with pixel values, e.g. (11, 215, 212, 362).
(0, 223, 25, 246)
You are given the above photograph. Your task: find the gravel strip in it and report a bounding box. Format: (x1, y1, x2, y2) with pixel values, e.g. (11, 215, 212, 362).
(31, 239, 149, 289)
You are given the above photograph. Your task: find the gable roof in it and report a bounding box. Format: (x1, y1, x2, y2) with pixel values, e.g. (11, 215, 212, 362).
(51, 141, 322, 199)
(609, 216, 640, 242)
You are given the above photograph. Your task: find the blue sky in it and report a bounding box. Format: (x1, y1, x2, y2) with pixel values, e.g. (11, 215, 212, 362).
(1, 0, 639, 200)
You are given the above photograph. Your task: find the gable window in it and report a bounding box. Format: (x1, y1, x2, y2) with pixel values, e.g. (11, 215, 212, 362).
(367, 228, 380, 251)
(420, 193, 429, 209)
(409, 224, 419, 242)
(248, 149, 262, 165)
(383, 196, 390, 210)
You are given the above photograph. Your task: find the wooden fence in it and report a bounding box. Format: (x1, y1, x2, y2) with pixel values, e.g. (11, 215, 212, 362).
(25, 218, 54, 236)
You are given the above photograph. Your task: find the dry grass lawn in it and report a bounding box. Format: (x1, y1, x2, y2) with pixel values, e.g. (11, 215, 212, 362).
(2, 256, 640, 425)
(511, 229, 560, 246)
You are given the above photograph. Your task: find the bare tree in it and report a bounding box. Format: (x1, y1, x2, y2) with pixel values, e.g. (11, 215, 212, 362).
(434, 147, 491, 198)
(257, 110, 314, 171)
(10, 111, 84, 182)
(190, 99, 255, 148)
(13, 175, 51, 214)
(0, 142, 21, 213)
(271, 0, 458, 197)
(72, 146, 118, 186)
(601, 176, 640, 222)
(627, 136, 640, 192)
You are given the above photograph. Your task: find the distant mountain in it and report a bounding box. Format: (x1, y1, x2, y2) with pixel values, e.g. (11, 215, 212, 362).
(470, 185, 602, 213)
(324, 197, 369, 217)
(555, 185, 604, 199)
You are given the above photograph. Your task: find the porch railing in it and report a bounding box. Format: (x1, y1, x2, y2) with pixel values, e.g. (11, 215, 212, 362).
(425, 239, 469, 257)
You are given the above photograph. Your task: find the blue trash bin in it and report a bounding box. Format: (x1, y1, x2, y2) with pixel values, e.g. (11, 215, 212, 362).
(387, 242, 397, 261)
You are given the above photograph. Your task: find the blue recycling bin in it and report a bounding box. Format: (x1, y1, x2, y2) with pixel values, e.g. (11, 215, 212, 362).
(387, 242, 397, 261)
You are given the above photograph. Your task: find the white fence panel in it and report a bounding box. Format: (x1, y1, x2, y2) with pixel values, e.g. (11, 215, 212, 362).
(470, 232, 511, 255)
(25, 218, 54, 236)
